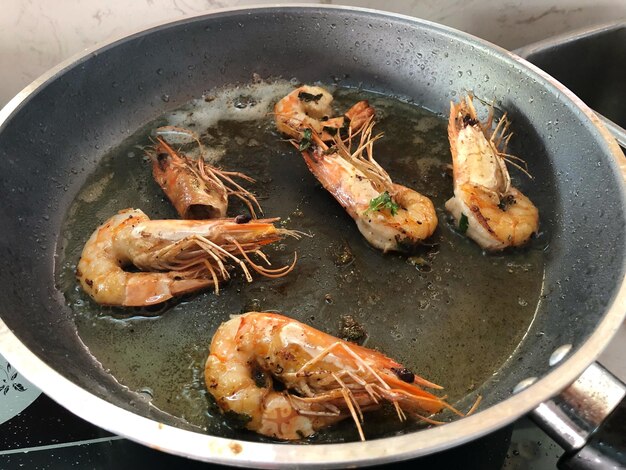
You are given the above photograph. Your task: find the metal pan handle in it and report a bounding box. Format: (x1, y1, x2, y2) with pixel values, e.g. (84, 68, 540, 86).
(596, 113, 626, 151)
(529, 362, 626, 469)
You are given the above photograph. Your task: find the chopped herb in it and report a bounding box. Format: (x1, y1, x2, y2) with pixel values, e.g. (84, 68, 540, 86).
(299, 128, 312, 151)
(365, 191, 399, 216)
(298, 91, 323, 103)
(458, 213, 469, 234)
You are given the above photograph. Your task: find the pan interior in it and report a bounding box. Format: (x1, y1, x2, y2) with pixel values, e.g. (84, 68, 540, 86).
(56, 80, 545, 442)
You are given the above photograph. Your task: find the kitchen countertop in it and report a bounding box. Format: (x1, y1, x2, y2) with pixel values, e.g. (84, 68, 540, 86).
(2, 0, 626, 107)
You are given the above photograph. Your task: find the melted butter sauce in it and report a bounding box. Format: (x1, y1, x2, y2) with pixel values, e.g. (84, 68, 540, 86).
(56, 80, 546, 442)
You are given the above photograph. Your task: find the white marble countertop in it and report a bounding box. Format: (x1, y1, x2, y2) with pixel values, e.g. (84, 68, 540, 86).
(2, 0, 625, 106)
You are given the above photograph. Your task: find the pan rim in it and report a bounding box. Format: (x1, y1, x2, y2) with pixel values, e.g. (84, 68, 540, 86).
(0, 4, 625, 467)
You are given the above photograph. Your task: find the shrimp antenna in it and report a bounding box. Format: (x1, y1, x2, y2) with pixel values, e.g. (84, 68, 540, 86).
(501, 153, 534, 180)
(230, 238, 298, 279)
(471, 94, 507, 119)
(329, 118, 393, 194)
(466, 395, 482, 416)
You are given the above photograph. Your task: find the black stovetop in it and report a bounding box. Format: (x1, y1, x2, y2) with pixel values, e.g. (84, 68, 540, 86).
(0, 393, 562, 469)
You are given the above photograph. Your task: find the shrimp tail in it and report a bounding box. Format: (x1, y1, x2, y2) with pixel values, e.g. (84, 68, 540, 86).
(122, 273, 213, 307)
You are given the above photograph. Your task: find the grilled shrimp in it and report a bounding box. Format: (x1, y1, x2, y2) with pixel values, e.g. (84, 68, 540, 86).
(76, 209, 297, 307)
(274, 85, 374, 142)
(445, 95, 539, 250)
(148, 127, 261, 219)
(205, 312, 466, 441)
(275, 87, 437, 252)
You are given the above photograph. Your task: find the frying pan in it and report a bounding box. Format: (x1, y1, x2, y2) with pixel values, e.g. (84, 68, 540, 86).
(0, 5, 625, 469)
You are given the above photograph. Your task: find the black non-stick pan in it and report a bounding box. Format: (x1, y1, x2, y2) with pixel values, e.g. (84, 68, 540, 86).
(0, 6, 624, 469)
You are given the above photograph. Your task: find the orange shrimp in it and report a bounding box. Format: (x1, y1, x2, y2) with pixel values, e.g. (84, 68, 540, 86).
(275, 86, 437, 252)
(148, 127, 261, 219)
(446, 95, 539, 250)
(205, 312, 466, 441)
(274, 85, 374, 142)
(76, 209, 298, 307)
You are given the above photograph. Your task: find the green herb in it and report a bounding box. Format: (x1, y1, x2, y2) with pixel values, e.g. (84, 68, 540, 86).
(458, 213, 469, 234)
(299, 128, 312, 151)
(365, 191, 399, 216)
(298, 91, 323, 103)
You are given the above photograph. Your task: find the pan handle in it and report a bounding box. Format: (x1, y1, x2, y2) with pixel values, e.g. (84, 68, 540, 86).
(596, 112, 626, 151)
(529, 362, 626, 469)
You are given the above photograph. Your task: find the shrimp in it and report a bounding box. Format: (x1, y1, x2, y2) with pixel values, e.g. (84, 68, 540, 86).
(76, 209, 297, 307)
(275, 88, 437, 252)
(205, 312, 467, 441)
(445, 95, 539, 250)
(274, 85, 374, 141)
(147, 127, 261, 219)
